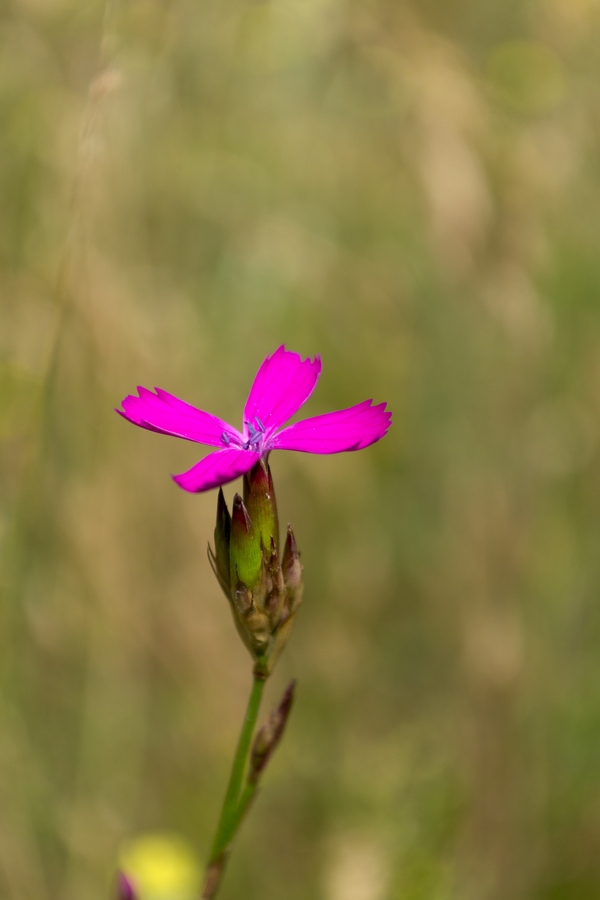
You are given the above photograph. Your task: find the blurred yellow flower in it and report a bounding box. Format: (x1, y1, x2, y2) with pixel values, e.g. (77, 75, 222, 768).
(119, 833, 201, 900)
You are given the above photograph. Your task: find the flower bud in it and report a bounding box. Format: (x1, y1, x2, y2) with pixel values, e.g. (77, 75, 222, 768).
(282, 526, 304, 614)
(265, 538, 286, 630)
(229, 494, 262, 591)
(243, 459, 279, 554)
(207, 487, 231, 596)
(248, 680, 296, 784)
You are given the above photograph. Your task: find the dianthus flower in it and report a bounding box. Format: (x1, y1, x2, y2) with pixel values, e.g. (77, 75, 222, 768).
(117, 345, 391, 492)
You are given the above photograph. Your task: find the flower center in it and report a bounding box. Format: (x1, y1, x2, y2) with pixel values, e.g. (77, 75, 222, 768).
(242, 416, 265, 451)
(220, 416, 266, 451)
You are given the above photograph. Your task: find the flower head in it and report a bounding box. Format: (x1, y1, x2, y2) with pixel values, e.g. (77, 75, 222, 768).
(117, 345, 391, 493)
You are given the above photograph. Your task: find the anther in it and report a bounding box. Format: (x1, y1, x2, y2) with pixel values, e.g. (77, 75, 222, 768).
(242, 420, 264, 452)
(221, 432, 231, 445)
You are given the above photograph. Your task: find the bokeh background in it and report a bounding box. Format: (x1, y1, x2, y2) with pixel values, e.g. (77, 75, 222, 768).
(2, 0, 600, 898)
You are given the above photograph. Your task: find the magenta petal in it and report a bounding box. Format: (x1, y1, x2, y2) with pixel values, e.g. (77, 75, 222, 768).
(269, 400, 392, 454)
(243, 345, 322, 437)
(118, 387, 241, 447)
(172, 448, 260, 493)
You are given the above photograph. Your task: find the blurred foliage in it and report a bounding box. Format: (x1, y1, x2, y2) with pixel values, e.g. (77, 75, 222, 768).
(1, 0, 600, 898)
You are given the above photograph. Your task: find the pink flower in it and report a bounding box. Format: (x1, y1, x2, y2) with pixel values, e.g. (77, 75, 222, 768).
(117, 346, 391, 493)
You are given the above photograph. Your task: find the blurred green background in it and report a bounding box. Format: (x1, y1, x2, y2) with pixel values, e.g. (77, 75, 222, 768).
(2, 0, 600, 898)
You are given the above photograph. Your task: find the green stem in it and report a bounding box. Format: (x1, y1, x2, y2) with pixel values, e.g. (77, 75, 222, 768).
(208, 675, 266, 864)
(219, 781, 258, 849)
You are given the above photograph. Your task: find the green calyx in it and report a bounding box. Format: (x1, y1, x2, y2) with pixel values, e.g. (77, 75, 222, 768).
(207, 463, 304, 675)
